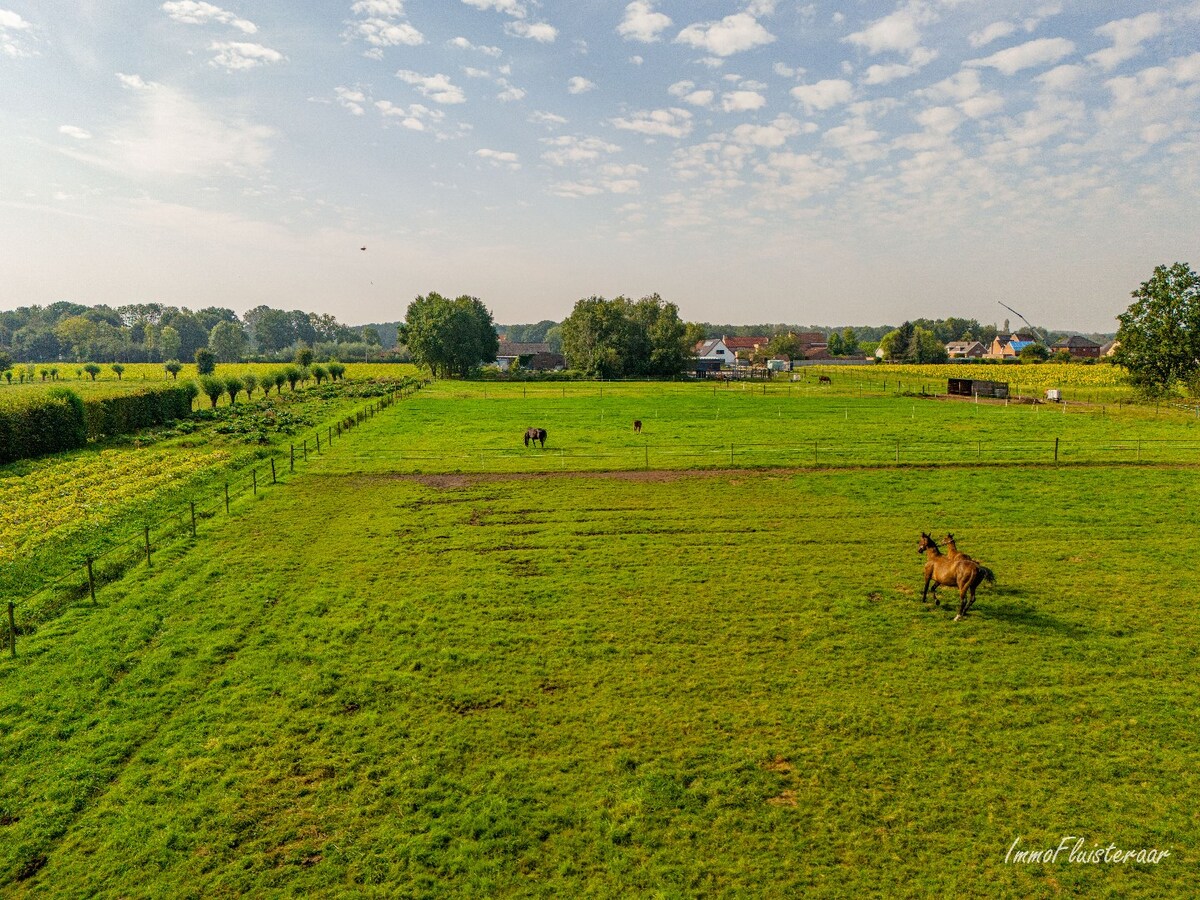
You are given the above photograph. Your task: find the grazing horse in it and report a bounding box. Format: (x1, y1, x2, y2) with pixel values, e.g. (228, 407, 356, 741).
(818, 375, 832, 385)
(917, 532, 995, 620)
(523, 427, 547, 448)
(633, 420, 642, 433)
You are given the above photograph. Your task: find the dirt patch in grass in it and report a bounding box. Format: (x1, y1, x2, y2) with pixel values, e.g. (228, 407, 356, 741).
(767, 791, 798, 807)
(764, 756, 794, 774)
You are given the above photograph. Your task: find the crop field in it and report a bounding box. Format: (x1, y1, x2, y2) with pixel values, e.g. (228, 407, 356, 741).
(0, 375, 420, 607)
(1, 381, 1197, 897)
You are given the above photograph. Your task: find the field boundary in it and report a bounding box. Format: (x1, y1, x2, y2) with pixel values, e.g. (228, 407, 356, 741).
(319, 434, 1200, 474)
(2, 380, 426, 660)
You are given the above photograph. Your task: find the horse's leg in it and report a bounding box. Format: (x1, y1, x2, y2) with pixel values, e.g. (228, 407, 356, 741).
(922, 574, 931, 603)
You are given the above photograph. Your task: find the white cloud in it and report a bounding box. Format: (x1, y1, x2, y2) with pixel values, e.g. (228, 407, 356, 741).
(497, 84, 526, 102)
(541, 135, 620, 166)
(791, 79, 853, 113)
(529, 110, 567, 126)
(722, 90, 766, 112)
(350, 18, 424, 48)
(335, 86, 367, 115)
(475, 148, 520, 169)
(161, 1, 256, 34)
(969, 21, 1016, 49)
(861, 62, 918, 85)
(568, 76, 596, 94)
(395, 70, 466, 104)
(1036, 64, 1085, 93)
(461, 0, 525, 15)
(209, 41, 284, 71)
(376, 100, 446, 132)
(610, 107, 693, 138)
(618, 1, 671, 43)
(1087, 13, 1162, 71)
(58, 125, 92, 140)
(844, 2, 930, 55)
(1, 9, 33, 58)
(730, 113, 802, 147)
(506, 21, 558, 42)
(675, 13, 775, 57)
(66, 77, 275, 177)
(967, 37, 1075, 75)
(351, 0, 404, 15)
(448, 36, 502, 56)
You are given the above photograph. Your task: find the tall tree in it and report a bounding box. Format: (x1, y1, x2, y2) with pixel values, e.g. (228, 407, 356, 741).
(1115, 262, 1200, 395)
(209, 320, 248, 363)
(403, 293, 499, 378)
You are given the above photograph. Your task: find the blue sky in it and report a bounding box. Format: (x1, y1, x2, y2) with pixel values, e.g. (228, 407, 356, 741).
(1, 1, 1197, 330)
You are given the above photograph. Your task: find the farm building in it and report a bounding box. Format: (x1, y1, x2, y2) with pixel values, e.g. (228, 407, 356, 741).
(948, 378, 1010, 399)
(1050, 335, 1102, 358)
(494, 342, 564, 372)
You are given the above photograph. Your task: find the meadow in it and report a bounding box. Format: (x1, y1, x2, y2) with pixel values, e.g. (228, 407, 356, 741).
(1, 379, 1196, 897)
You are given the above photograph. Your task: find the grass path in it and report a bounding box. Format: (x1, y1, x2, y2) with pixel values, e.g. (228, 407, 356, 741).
(1, 453, 1197, 896)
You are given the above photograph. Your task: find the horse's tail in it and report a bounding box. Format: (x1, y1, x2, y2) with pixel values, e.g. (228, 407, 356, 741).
(978, 566, 995, 585)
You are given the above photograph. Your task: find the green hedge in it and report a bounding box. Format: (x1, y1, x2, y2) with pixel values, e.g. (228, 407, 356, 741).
(0, 385, 196, 464)
(83, 384, 196, 441)
(0, 389, 88, 464)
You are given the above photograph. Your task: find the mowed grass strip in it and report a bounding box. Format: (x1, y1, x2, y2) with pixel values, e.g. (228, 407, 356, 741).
(0, 463, 1196, 897)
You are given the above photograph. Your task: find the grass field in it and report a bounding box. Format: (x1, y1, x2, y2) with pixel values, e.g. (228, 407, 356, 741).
(1, 381, 1196, 896)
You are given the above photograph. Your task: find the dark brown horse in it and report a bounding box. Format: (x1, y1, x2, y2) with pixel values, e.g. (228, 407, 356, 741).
(917, 532, 995, 620)
(818, 375, 832, 385)
(633, 420, 642, 433)
(524, 427, 547, 448)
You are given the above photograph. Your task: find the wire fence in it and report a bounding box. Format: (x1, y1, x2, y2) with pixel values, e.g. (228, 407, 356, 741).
(321, 435, 1200, 474)
(2, 383, 423, 660)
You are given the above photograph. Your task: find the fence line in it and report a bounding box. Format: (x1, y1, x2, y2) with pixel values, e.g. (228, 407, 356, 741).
(319, 435, 1200, 473)
(3, 382, 425, 660)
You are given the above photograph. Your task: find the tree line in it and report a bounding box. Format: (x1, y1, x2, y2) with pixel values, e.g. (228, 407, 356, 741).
(0, 302, 383, 365)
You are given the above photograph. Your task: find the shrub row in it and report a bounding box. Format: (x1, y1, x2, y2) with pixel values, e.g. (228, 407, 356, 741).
(0, 389, 88, 464)
(84, 384, 198, 441)
(0, 384, 198, 464)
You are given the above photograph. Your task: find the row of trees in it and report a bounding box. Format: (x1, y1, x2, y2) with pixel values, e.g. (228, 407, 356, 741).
(560, 294, 694, 379)
(0, 302, 381, 364)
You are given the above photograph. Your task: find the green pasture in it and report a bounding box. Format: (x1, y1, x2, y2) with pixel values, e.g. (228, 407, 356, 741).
(0, 452, 1196, 896)
(1, 380, 1197, 897)
(324, 379, 1200, 474)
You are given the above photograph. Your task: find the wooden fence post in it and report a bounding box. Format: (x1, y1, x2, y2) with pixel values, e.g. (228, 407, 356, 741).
(316, 433, 320, 454)
(87, 556, 97, 604)
(224, 483, 230, 514)
(271, 458, 277, 484)
(303, 440, 308, 462)
(290, 444, 295, 472)
(1054, 438, 1059, 462)
(145, 526, 152, 566)
(253, 470, 258, 495)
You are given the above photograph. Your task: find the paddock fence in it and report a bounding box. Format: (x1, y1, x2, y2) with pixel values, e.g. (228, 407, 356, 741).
(1, 382, 423, 661)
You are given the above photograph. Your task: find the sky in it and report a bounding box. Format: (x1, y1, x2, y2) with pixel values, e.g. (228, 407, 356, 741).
(1, 2, 1198, 331)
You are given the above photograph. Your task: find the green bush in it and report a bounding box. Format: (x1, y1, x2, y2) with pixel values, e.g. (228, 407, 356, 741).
(83, 385, 198, 441)
(0, 389, 88, 464)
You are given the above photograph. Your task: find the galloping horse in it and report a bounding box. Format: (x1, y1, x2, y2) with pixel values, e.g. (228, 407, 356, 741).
(818, 375, 832, 385)
(633, 420, 642, 433)
(524, 427, 547, 448)
(917, 532, 995, 620)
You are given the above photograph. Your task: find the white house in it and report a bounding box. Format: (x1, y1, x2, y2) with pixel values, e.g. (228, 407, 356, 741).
(695, 339, 734, 367)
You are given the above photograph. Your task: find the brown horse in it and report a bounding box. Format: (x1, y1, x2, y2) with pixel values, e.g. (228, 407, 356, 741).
(818, 375, 832, 385)
(633, 420, 642, 433)
(523, 427, 547, 448)
(917, 532, 995, 620)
